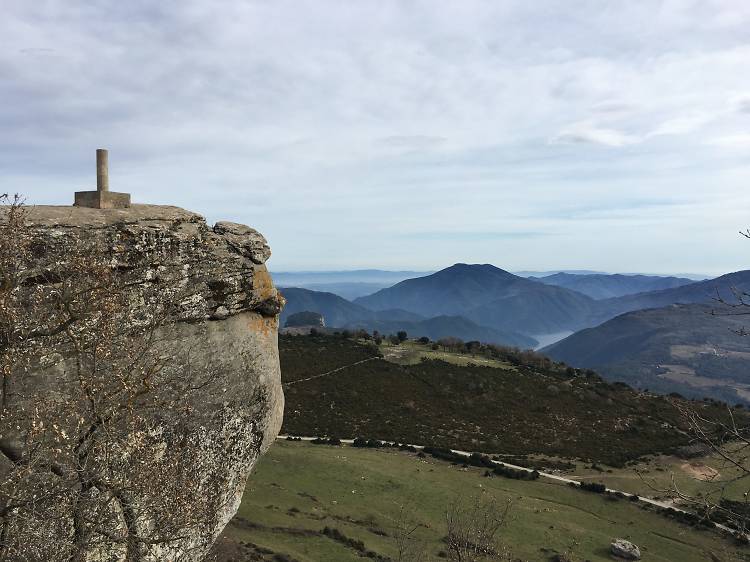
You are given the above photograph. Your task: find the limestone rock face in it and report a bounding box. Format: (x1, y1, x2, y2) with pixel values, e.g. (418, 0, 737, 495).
(7, 205, 284, 560)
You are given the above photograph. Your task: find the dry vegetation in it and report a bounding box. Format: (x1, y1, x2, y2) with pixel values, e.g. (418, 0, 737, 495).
(0, 195, 225, 560)
(280, 333, 747, 466)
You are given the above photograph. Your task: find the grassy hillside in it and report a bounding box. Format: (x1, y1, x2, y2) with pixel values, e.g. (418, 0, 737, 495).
(280, 334, 740, 466)
(210, 440, 747, 562)
(544, 304, 750, 404)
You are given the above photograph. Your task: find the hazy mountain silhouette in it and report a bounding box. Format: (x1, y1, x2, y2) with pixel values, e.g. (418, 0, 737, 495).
(354, 263, 597, 335)
(279, 286, 534, 347)
(533, 272, 696, 300)
(279, 287, 421, 327)
(595, 270, 750, 322)
(544, 303, 750, 404)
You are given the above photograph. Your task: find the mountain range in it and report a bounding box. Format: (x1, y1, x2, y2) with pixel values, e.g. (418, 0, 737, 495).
(531, 272, 697, 300)
(279, 286, 535, 347)
(354, 264, 598, 336)
(544, 303, 750, 404)
(279, 263, 750, 402)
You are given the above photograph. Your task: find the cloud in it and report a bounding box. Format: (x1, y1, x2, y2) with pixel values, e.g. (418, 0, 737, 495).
(732, 94, 750, 114)
(404, 231, 553, 241)
(707, 134, 750, 148)
(647, 114, 714, 137)
(2, 0, 750, 274)
(550, 123, 640, 147)
(591, 101, 637, 115)
(376, 135, 446, 149)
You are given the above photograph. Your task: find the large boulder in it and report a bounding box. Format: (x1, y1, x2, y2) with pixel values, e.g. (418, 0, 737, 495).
(1, 204, 284, 560)
(610, 538, 641, 560)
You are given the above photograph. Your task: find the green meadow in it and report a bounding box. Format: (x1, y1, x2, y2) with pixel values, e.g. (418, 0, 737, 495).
(213, 440, 746, 561)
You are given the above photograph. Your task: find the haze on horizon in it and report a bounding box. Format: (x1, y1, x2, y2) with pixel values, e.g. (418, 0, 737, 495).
(3, 1, 750, 276)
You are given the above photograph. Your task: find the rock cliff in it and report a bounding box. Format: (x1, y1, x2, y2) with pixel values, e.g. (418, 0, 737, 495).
(0, 204, 284, 560)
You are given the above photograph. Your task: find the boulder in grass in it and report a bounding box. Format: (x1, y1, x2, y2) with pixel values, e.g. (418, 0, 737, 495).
(611, 538, 641, 560)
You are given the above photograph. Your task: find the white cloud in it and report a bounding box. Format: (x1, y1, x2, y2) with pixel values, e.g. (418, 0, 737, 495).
(732, 94, 750, 114)
(2, 0, 750, 274)
(647, 114, 715, 137)
(550, 123, 640, 147)
(707, 134, 750, 148)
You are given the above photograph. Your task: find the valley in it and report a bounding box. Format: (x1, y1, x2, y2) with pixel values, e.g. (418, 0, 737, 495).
(212, 332, 750, 561)
(278, 265, 750, 403)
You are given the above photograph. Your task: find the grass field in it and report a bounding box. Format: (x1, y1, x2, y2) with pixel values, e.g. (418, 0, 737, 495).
(570, 451, 750, 504)
(211, 440, 748, 562)
(379, 340, 515, 369)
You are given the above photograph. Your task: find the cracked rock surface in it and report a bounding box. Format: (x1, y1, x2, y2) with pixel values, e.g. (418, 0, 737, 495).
(8, 204, 284, 560)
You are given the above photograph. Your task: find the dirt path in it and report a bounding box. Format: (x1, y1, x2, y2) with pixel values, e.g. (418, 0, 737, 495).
(282, 357, 379, 387)
(276, 435, 739, 536)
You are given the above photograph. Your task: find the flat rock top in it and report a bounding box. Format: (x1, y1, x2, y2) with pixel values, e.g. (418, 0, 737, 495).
(20, 204, 204, 227)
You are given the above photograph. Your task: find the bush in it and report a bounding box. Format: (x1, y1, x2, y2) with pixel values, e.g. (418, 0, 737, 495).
(311, 437, 342, 446)
(320, 527, 386, 560)
(491, 465, 539, 481)
(352, 437, 385, 448)
(576, 481, 606, 494)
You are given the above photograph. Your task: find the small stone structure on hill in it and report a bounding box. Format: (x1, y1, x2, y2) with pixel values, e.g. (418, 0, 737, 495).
(74, 148, 132, 209)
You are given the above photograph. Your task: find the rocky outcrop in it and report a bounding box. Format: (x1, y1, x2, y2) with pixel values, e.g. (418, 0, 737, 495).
(2, 204, 284, 560)
(610, 538, 641, 560)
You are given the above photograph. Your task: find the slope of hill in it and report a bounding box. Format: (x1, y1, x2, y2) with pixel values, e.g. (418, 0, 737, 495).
(295, 281, 391, 299)
(354, 314, 537, 348)
(212, 440, 744, 562)
(544, 303, 750, 404)
(354, 263, 597, 336)
(534, 272, 697, 299)
(279, 287, 534, 347)
(278, 287, 397, 327)
(597, 270, 750, 321)
(279, 333, 740, 465)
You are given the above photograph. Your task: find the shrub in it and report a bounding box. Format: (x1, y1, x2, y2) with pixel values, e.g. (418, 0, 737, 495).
(311, 437, 341, 446)
(577, 481, 606, 494)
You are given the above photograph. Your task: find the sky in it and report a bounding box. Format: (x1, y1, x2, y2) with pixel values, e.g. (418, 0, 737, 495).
(2, 1, 750, 275)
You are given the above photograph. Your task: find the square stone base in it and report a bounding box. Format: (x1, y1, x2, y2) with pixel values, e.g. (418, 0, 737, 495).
(74, 191, 131, 209)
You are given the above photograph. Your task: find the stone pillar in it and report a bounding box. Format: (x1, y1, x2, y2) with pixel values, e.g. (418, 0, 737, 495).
(96, 149, 109, 192)
(74, 149, 131, 209)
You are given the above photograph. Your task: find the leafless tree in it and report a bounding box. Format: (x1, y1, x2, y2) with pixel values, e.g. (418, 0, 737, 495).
(662, 402, 750, 536)
(444, 495, 513, 562)
(0, 195, 237, 560)
(391, 502, 429, 562)
(648, 231, 750, 538)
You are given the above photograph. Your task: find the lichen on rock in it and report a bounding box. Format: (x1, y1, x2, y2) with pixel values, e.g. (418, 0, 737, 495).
(0, 204, 284, 560)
